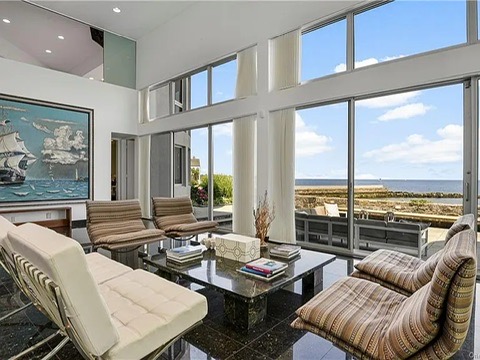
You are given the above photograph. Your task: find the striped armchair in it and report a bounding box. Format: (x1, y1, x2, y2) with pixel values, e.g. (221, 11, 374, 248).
(86, 200, 165, 250)
(152, 197, 218, 238)
(292, 229, 477, 359)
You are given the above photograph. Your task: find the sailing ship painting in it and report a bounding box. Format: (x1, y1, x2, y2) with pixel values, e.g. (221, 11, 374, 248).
(0, 94, 92, 204)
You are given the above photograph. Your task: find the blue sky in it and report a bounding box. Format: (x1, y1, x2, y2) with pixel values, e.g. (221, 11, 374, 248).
(190, 1, 469, 180)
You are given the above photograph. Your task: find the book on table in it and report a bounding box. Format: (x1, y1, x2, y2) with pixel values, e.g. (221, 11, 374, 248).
(245, 257, 288, 275)
(166, 245, 204, 260)
(167, 254, 203, 267)
(236, 267, 285, 282)
(269, 244, 301, 259)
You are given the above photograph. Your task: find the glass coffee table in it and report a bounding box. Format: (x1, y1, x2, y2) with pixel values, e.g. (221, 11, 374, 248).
(143, 243, 335, 330)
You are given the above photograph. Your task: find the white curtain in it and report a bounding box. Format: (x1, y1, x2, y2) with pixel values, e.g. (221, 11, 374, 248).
(236, 45, 257, 98)
(268, 108, 296, 243)
(269, 29, 301, 91)
(139, 88, 150, 124)
(232, 46, 257, 236)
(138, 135, 151, 217)
(267, 29, 300, 243)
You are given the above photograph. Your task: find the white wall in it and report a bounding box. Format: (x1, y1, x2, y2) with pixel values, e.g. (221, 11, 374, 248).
(136, 1, 480, 198)
(137, 1, 361, 89)
(0, 58, 138, 220)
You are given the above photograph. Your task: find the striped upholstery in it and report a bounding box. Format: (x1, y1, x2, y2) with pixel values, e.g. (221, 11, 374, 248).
(86, 200, 165, 250)
(444, 213, 475, 243)
(292, 229, 477, 359)
(351, 250, 442, 295)
(352, 214, 475, 295)
(152, 197, 218, 237)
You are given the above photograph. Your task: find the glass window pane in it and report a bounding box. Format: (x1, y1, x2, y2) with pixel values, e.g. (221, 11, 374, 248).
(355, 1, 466, 69)
(149, 84, 170, 119)
(191, 70, 208, 109)
(295, 103, 348, 248)
(174, 146, 183, 185)
(355, 84, 463, 255)
(212, 59, 237, 104)
(190, 128, 209, 220)
(301, 19, 347, 81)
(213, 123, 233, 231)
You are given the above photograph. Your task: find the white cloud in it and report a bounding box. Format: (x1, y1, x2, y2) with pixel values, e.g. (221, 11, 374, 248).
(363, 124, 462, 164)
(355, 173, 379, 180)
(357, 91, 420, 109)
(295, 113, 333, 157)
(334, 55, 406, 73)
(214, 123, 232, 137)
(32, 122, 52, 134)
(39, 118, 76, 125)
(378, 103, 433, 122)
(41, 125, 88, 165)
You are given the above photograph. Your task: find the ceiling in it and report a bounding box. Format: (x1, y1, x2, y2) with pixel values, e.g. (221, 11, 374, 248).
(0, 1, 103, 77)
(0, 1, 195, 80)
(30, 1, 196, 40)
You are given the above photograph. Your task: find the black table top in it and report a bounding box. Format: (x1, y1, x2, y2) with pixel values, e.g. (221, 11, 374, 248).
(143, 243, 336, 301)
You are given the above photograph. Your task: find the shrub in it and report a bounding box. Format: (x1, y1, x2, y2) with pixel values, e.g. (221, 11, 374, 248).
(200, 174, 233, 205)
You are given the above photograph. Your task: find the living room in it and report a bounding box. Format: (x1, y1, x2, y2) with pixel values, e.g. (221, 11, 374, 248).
(0, 1, 479, 359)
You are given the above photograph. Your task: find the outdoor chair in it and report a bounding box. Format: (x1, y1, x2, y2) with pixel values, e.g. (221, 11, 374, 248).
(351, 213, 475, 296)
(151, 197, 218, 239)
(6, 222, 208, 360)
(292, 228, 477, 359)
(86, 200, 165, 251)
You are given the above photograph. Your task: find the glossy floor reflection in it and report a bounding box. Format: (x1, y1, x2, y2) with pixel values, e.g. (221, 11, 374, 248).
(0, 253, 479, 359)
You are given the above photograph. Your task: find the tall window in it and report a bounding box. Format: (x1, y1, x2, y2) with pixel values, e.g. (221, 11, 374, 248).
(190, 128, 209, 220)
(295, 103, 348, 247)
(212, 58, 237, 103)
(301, 18, 347, 81)
(355, 1, 466, 70)
(355, 84, 463, 255)
(213, 122, 233, 231)
(173, 78, 187, 113)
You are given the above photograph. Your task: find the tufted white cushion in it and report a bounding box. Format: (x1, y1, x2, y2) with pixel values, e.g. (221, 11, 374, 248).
(8, 223, 119, 356)
(85, 252, 133, 285)
(99, 269, 208, 360)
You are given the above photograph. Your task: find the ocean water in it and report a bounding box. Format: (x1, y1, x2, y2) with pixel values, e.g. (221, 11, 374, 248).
(0, 180, 89, 203)
(295, 179, 464, 194)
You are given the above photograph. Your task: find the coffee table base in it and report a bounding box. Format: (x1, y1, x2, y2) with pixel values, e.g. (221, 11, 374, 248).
(224, 295, 267, 330)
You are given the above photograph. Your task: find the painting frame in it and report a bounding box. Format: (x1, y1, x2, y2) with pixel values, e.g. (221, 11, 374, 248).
(0, 93, 93, 206)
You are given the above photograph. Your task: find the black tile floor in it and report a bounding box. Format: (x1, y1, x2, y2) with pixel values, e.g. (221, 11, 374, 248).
(0, 250, 479, 359)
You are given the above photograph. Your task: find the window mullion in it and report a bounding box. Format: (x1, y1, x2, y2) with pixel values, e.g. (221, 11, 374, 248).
(346, 12, 354, 72)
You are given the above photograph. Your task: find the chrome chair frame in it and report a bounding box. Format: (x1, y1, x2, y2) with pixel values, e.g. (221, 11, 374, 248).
(9, 252, 201, 360)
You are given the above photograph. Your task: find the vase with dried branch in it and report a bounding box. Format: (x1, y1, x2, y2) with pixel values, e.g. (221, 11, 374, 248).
(253, 191, 275, 247)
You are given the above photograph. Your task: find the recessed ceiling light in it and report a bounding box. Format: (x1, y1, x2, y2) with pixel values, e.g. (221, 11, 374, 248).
(89, 77, 94, 80)
(45, 49, 52, 54)
(58, 35, 64, 40)
(2, 19, 11, 24)
(113, 7, 121, 13)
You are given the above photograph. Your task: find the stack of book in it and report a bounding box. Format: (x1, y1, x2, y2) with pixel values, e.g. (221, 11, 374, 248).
(166, 244, 204, 265)
(238, 257, 288, 281)
(269, 244, 301, 259)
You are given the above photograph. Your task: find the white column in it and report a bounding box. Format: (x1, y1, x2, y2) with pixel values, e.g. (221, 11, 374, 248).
(138, 135, 151, 217)
(233, 116, 256, 236)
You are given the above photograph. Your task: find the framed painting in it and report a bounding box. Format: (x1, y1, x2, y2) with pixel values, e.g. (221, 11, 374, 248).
(0, 93, 93, 205)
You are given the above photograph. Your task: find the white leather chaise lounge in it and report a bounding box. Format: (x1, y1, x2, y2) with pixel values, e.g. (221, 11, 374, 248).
(1, 219, 208, 360)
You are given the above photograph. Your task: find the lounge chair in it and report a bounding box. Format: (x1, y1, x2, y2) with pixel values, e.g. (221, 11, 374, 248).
(292, 228, 477, 359)
(151, 197, 218, 239)
(86, 200, 166, 250)
(7, 222, 208, 360)
(351, 214, 475, 295)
